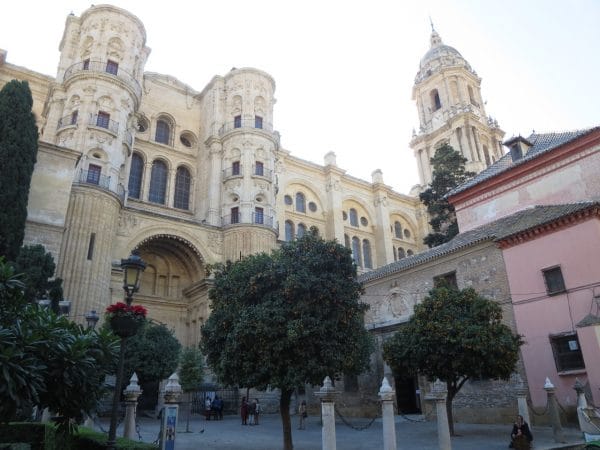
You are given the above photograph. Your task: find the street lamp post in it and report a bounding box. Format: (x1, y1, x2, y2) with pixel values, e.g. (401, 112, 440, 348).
(85, 310, 99, 329)
(106, 250, 146, 450)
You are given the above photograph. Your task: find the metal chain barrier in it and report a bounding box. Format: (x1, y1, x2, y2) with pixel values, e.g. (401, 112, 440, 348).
(526, 397, 549, 416)
(397, 411, 429, 423)
(334, 407, 378, 431)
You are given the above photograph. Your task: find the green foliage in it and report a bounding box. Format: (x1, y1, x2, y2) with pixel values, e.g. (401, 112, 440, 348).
(0, 80, 39, 261)
(0, 422, 56, 449)
(383, 286, 522, 434)
(419, 144, 475, 247)
(72, 426, 158, 449)
(122, 321, 181, 383)
(14, 245, 57, 303)
(201, 230, 373, 450)
(0, 256, 26, 324)
(0, 259, 119, 429)
(178, 347, 204, 392)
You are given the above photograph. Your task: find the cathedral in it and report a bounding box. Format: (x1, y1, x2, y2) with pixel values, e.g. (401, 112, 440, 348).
(0, 5, 503, 347)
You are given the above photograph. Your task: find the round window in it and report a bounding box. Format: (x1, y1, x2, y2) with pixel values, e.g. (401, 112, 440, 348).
(360, 217, 368, 226)
(284, 195, 293, 205)
(308, 201, 317, 212)
(180, 136, 192, 147)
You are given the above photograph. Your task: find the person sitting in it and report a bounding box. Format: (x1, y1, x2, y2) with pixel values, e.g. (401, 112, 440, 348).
(510, 414, 533, 449)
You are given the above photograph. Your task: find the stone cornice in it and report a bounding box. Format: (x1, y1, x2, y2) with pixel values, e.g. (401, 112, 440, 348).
(38, 140, 81, 161)
(496, 206, 600, 249)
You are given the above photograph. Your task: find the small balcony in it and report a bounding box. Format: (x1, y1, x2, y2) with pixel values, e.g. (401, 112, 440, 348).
(252, 165, 273, 181)
(63, 60, 142, 99)
(223, 165, 243, 180)
(75, 169, 125, 202)
(89, 113, 119, 135)
(221, 212, 275, 228)
(57, 113, 78, 130)
(218, 118, 274, 137)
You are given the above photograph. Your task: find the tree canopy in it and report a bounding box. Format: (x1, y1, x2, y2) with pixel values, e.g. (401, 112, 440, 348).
(0, 80, 39, 261)
(383, 286, 522, 435)
(419, 144, 475, 247)
(201, 230, 373, 450)
(122, 321, 181, 384)
(13, 244, 58, 303)
(0, 257, 118, 433)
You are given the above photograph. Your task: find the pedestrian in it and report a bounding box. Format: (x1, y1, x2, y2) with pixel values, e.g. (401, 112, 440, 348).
(509, 414, 533, 449)
(205, 396, 212, 421)
(213, 395, 223, 420)
(254, 398, 261, 425)
(241, 397, 248, 425)
(298, 400, 307, 430)
(248, 398, 256, 425)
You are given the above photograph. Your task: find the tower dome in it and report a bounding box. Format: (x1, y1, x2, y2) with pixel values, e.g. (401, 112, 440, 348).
(415, 30, 475, 84)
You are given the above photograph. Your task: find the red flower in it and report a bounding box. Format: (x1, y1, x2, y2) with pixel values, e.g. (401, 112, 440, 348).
(105, 302, 147, 320)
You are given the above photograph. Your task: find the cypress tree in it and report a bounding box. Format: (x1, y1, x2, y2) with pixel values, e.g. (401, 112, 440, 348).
(0, 80, 39, 261)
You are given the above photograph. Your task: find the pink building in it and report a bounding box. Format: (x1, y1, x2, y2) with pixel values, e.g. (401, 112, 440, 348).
(447, 127, 600, 410)
(497, 203, 600, 408)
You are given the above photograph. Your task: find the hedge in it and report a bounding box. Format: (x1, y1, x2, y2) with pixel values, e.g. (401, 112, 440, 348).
(0, 423, 157, 450)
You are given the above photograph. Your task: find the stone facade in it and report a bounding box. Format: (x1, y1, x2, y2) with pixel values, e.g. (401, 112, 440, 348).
(0, 4, 431, 345)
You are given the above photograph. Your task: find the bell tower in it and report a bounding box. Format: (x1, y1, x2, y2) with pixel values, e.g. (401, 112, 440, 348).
(410, 27, 505, 187)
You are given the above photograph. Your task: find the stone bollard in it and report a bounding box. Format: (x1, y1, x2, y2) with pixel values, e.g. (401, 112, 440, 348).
(123, 372, 142, 440)
(425, 379, 452, 450)
(379, 378, 397, 450)
(315, 376, 338, 450)
(513, 374, 531, 426)
(573, 378, 588, 409)
(544, 378, 566, 443)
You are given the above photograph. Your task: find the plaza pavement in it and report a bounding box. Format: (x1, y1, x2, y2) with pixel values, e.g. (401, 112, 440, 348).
(99, 413, 586, 450)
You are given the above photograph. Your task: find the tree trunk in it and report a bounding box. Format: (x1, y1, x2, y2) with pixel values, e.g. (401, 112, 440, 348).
(446, 383, 456, 436)
(280, 388, 294, 450)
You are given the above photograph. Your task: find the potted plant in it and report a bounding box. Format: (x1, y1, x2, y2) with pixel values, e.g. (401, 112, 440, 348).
(105, 302, 147, 338)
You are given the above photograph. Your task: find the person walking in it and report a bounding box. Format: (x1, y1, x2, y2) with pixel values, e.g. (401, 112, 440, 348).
(254, 398, 261, 425)
(240, 397, 248, 425)
(298, 400, 307, 430)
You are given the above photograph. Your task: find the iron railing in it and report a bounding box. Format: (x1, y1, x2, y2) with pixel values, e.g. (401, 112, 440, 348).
(77, 168, 111, 189)
(221, 213, 275, 228)
(252, 165, 272, 181)
(218, 118, 274, 136)
(57, 113, 78, 130)
(63, 60, 142, 99)
(223, 165, 243, 179)
(89, 113, 119, 134)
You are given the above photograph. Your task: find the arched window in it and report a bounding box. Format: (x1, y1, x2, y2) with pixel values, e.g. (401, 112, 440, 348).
(296, 192, 306, 213)
(128, 153, 143, 199)
(285, 220, 295, 241)
(394, 221, 402, 238)
(174, 166, 191, 210)
(344, 234, 350, 248)
(349, 208, 358, 227)
(393, 246, 397, 261)
(297, 223, 307, 238)
(398, 247, 406, 259)
(351, 237, 362, 267)
(407, 249, 414, 256)
(362, 240, 372, 269)
(468, 86, 478, 106)
(155, 119, 171, 145)
(431, 89, 441, 111)
(148, 160, 168, 204)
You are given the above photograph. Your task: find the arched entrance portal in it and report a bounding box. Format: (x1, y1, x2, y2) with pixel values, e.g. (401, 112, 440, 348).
(393, 371, 421, 414)
(120, 234, 210, 347)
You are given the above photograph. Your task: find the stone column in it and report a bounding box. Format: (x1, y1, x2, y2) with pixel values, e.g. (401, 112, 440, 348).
(513, 374, 531, 426)
(425, 379, 451, 450)
(379, 378, 397, 450)
(123, 373, 142, 440)
(315, 376, 338, 450)
(544, 378, 566, 443)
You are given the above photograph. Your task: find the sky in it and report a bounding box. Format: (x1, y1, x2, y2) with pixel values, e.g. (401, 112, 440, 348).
(1, 1, 599, 194)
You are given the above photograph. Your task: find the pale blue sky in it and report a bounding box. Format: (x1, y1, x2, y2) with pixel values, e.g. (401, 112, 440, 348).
(2, 0, 599, 193)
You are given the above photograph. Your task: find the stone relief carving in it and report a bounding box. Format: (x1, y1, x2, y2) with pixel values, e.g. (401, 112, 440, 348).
(116, 213, 139, 236)
(325, 180, 340, 192)
(206, 231, 223, 255)
(57, 130, 75, 145)
(374, 195, 388, 207)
